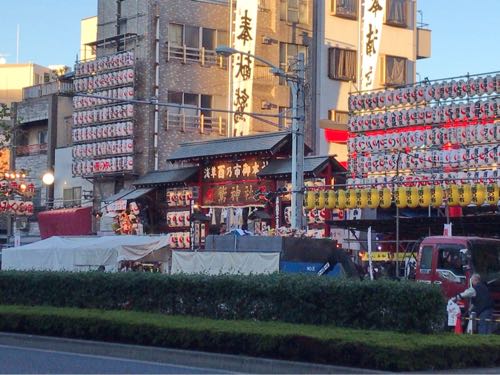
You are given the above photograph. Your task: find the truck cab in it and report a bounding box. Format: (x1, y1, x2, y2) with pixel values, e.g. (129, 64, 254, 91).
(415, 236, 500, 318)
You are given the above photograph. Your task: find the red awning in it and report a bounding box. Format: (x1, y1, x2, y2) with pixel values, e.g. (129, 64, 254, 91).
(38, 206, 93, 239)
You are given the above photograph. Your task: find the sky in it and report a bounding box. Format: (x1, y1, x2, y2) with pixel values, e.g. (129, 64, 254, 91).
(0, 0, 97, 68)
(0, 0, 498, 79)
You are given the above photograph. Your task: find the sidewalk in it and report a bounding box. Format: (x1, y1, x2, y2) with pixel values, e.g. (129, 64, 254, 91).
(0, 332, 384, 374)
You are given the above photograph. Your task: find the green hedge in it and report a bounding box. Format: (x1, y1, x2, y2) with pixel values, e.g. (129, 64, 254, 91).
(0, 271, 445, 333)
(0, 305, 499, 372)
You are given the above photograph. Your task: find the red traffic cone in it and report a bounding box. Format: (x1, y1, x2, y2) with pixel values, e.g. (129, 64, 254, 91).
(455, 312, 463, 334)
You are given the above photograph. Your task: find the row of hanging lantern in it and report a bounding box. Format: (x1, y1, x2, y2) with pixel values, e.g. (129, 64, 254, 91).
(73, 87, 134, 109)
(72, 156, 134, 177)
(73, 139, 134, 159)
(349, 75, 499, 112)
(304, 183, 500, 210)
(351, 146, 499, 174)
(74, 69, 135, 92)
(348, 124, 499, 153)
(73, 104, 134, 126)
(346, 171, 499, 189)
(72, 122, 134, 143)
(75, 51, 135, 77)
(348, 98, 499, 132)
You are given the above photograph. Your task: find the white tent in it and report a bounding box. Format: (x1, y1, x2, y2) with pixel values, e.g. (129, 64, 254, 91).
(1, 235, 170, 272)
(171, 251, 280, 275)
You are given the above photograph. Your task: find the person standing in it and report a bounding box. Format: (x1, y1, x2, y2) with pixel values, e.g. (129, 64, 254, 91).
(455, 273, 494, 334)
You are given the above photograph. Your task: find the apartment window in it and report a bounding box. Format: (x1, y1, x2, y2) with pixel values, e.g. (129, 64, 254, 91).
(328, 47, 356, 81)
(167, 91, 214, 116)
(280, 0, 308, 24)
(385, 55, 407, 86)
(169, 23, 225, 51)
(202, 28, 216, 50)
(43, 73, 51, 83)
(38, 130, 48, 144)
(386, 0, 408, 27)
(331, 0, 358, 19)
(185, 26, 200, 49)
(63, 187, 82, 208)
(217, 31, 228, 47)
(201, 95, 213, 117)
(279, 42, 307, 84)
(169, 23, 184, 45)
(328, 110, 349, 124)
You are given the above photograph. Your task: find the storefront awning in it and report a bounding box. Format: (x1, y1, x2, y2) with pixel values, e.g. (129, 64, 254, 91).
(167, 131, 310, 162)
(103, 188, 153, 203)
(257, 156, 346, 179)
(38, 206, 93, 239)
(133, 167, 199, 188)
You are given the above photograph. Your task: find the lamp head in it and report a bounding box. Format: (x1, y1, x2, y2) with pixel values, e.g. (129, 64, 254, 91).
(42, 172, 55, 185)
(215, 46, 237, 57)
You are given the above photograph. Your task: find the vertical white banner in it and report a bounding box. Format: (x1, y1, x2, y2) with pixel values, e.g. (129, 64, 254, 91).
(361, 0, 385, 91)
(231, 1, 258, 136)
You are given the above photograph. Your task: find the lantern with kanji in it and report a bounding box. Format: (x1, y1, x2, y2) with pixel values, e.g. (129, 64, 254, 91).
(486, 183, 499, 205)
(367, 188, 380, 209)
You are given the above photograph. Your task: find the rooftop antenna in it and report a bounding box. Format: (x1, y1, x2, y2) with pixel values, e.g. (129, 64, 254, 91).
(16, 24, 20, 63)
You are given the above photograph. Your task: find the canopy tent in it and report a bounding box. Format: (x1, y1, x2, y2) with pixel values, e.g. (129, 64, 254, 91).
(171, 251, 280, 275)
(1, 235, 170, 272)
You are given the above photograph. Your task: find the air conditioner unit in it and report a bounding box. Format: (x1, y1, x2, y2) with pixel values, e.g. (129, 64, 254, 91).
(261, 101, 276, 110)
(261, 36, 273, 45)
(16, 219, 29, 231)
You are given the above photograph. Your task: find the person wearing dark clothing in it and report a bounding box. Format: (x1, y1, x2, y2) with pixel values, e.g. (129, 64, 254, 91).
(456, 273, 494, 334)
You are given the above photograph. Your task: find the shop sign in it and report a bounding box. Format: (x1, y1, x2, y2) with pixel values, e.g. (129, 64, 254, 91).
(202, 181, 273, 207)
(361, 0, 385, 91)
(0, 200, 34, 216)
(231, 1, 258, 136)
(202, 159, 269, 182)
(106, 199, 127, 212)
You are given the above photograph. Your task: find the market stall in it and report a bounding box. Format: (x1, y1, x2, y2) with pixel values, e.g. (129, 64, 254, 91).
(1, 235, 170, 272)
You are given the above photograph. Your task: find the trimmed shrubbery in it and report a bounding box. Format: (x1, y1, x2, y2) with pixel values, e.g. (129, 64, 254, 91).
(0, 271, 445, 333)
(0, 305, 499, 371)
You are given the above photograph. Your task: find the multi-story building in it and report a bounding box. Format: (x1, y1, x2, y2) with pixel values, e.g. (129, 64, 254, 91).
(73, 1, 430, 234)
(316, 0, 431, 159)
(11, 76, 74, 240)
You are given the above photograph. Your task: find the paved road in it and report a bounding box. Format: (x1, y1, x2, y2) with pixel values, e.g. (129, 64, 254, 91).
(0, 332, 383, 374)
(0, 344, 231, 374)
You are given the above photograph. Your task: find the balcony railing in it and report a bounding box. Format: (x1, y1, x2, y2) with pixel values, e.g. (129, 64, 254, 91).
(22, 81, 73, 100)
(16, 143, 48, 156)
(164, 112, 227, 136)
(166, 43, 227, 68)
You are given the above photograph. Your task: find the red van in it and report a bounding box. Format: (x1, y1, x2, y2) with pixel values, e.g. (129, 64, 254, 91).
(415, 236, 500, 318)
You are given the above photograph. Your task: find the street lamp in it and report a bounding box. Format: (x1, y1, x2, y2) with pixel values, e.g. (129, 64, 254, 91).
(215, 46, 305, 230)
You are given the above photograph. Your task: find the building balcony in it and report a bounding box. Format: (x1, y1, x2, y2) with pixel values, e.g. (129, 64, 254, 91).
(164, 112, 227, 136)
(417, 28, 431, 59)
(15, 143, 48, 156)
(22, 81, 73, 100)
(165, 43, 226, 68)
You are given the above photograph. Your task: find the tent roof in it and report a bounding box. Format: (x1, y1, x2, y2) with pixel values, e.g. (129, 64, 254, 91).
(167, 132, 311, 162)
(2, 235, 171, 271)
(133, 167, 199, 188)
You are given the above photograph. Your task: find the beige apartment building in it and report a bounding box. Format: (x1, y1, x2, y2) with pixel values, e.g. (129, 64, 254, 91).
(0, 63, 54, 107)
(316, 0, 431, 160)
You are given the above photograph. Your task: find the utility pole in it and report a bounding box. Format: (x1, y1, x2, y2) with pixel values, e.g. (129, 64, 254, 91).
(290, 53, 305, 230)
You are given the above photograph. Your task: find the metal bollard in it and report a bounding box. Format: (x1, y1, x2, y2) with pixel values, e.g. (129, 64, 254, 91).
(470, 311, 477, 334)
